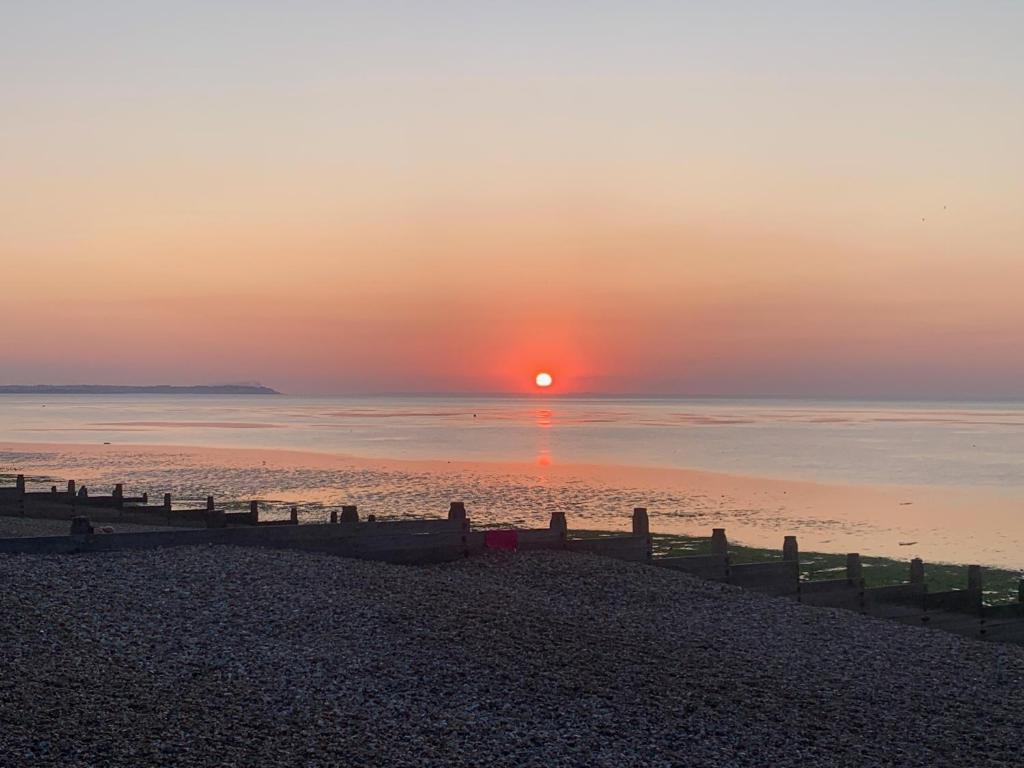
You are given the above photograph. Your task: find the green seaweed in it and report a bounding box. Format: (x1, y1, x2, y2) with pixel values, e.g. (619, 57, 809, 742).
(572, 529, 1024, 605)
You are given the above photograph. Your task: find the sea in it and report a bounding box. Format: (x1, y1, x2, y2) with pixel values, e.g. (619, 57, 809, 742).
(1, 395, 1022, 568)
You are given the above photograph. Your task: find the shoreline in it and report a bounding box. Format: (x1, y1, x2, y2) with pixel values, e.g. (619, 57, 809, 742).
(3, 439, 1024, 570)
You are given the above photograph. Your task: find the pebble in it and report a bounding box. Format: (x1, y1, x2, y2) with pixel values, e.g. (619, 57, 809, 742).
(1, 548, 1023, 767)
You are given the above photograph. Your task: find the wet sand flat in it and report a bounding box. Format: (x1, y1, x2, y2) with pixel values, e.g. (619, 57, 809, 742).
(2, 441, 1023, 568)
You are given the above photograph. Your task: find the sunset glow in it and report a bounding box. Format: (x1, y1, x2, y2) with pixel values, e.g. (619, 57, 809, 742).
(535, 372, 554, 389)
(1, 3, 1022, 398)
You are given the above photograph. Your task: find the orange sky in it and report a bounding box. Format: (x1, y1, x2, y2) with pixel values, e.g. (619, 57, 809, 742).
(2, 3, 1023, 396)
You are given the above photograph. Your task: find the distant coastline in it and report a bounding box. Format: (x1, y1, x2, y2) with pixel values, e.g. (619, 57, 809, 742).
(0, 385, 280, 395)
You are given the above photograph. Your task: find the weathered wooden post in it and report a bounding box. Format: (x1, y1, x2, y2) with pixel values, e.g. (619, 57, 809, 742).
(783, 535, 799, 562)
(967, 564, 983, 592)
(51, 485, 57, 495)
(113, 483, 124, 507)
(846, 553, 863, 581)
(549, 511, 567, 536)
(289, 506, 299, 524)
(632, 507, 650, 536)
(16, 475, 26, 516)
(163, 493, 172, 510)
(67, 480, 76, 496)
(78, 486, 88, 499)
(448, 501, 467, 524)
(710, 528, 728, 556)
(249, 500, 260, 525)
(340, 505, 359, 524)
(330, 509, 338, 524)
(141, 492, 148, 503)
(909, 557, 925, 585)
(1018, 579, 1024, 604)
(204, 496, 225, 528)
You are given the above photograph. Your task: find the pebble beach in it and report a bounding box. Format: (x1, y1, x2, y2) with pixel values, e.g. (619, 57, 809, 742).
(3, 547, 1023, 767)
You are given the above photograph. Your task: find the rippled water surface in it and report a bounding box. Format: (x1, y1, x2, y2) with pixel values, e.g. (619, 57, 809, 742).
(2, 395, 1023, 567)
(2, 394, 1024, 487)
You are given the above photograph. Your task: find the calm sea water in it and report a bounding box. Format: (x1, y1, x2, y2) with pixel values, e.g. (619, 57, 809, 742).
(3, 395, 1024, 566)
(1, 394, 1022, 489)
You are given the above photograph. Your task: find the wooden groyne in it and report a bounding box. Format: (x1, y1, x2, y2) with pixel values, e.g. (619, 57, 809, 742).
(0, 474, 295, 528)
(2, 477, 1023, 645)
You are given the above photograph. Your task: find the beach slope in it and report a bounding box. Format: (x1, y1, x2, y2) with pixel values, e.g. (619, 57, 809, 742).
(2, 549, 1021, 767)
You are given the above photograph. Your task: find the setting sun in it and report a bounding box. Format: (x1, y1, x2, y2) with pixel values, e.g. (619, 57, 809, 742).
(535, 372, 553, 388)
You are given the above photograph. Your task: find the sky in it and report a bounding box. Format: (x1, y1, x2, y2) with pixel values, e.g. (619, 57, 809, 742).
(2, 1, 1022, 397)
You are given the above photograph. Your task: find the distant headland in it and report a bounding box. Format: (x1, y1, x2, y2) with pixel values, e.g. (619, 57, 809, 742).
(0, 384, 281, 395)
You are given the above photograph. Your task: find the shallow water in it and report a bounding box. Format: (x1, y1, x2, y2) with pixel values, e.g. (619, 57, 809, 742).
(1, 395, 1023, 568)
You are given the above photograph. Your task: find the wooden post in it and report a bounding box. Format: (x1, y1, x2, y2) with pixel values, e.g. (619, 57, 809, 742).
(846, 553, 863, 581)
(909, 558, 925, 585)
(67, 480, 76, 496)
(289, 506, 298, 524)
(204, 496, 225, 528)
(15, 474, 25, 495)
(448, 501, 467, 524)
(249, 500, 259, 525)
(330, 509, 338, 524)
(549, 511, 567, 536)
(141, 492, 148, 503)
(632, 507, 649, 536)
(340, 505, 359, 524)
(967, 564, 983, 592)
(163, 493, 172, 510)
(783, 535, 799, 562)
(710, 528, 728, 556)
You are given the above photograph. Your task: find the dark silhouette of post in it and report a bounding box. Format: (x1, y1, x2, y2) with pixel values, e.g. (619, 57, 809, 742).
(448, 501, 467, 524)
(846, 553, 863, 581)
(163, 493, 172, 510)
(330, 509, 338, 524)
(967, 564, 983, 592)
(549, 511, 567, 536)
(249, 500, 259, 525)
(15, 474, 25, 495)
(632, 507, 649, 536)
(340, 505, 359, 524)
(113, 483, 124, 507)
(783, 535, 799, 562)
(205, 495, 225, 528)
(290, 506, 298, 524)
(710, 528, 728, 556)
(909, 558, 925, 585)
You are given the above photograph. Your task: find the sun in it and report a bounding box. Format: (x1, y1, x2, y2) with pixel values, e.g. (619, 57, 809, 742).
(535, 372, 553, 388)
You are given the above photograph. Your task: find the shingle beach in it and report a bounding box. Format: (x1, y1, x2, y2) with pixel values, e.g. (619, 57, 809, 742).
(2, 548, 1022, 767)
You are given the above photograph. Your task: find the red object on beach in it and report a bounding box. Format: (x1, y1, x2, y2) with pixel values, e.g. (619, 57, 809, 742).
(484, 529, 518, 551)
